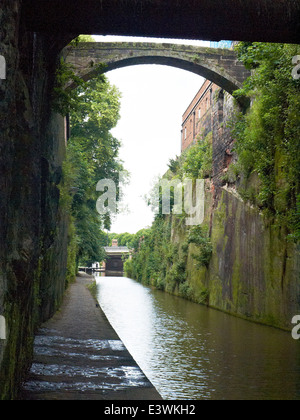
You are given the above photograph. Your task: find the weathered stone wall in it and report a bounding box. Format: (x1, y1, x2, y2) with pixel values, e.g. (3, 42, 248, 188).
(0, 1, 71, 399)
(169, 186, 300, 331)
(211, 90, 237, 190)
(169, 89, 300, 331)
(206, 188, 300, 329)
(203, 90, 299, 328)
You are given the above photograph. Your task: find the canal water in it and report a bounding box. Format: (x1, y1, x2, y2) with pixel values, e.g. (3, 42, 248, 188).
(95, 275, 300, 400)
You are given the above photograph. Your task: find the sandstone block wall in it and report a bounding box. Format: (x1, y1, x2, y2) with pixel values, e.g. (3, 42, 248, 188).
(0, 1, 71, 399)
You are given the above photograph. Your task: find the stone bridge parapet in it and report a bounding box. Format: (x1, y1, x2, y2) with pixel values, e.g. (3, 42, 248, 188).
(65, 42, 250, 98)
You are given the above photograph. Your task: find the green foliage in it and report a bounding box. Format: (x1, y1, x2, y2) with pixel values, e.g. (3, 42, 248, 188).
(52, 35, 103, 116)
(107, 230, 149, 250)
(183, 133, 212, 180)
(127, 128, 213, 296)
(128, 211, 212, 302)
(168, 157, 180, 174)
(52, 58, 87, 115)
(65, 217, 78, 285)
(289, 194, 300, 242)
(71, 35, 96, 45)
(127, 217, 171, 287)
(124, 258, 134, 279)
(295, 195, 300, 241)
(188, 225, 212, 268)
(232, 42, 300, 238)
(70, 76, 121, 137)
(164, 132, 212, 182)
(60, 73, 125, 267)
(235, 42, 260, 70)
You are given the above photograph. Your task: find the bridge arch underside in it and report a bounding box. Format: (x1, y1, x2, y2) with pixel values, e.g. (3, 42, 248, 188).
(79, 56, 242, 98)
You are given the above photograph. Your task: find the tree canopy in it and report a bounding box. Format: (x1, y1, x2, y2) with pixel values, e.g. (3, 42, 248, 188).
(58, 50, 125, 274)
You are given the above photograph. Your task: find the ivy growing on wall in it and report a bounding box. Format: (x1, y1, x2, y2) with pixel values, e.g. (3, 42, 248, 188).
(231, 42, 300, 238)
(125, 135, 214, 300)
(188, 225, 212, 268)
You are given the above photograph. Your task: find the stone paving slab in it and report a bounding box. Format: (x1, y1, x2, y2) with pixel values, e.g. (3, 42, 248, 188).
(20, 274, 162, 400)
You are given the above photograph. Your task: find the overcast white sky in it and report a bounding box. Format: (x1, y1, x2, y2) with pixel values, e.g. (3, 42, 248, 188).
(93, 36, 209, 233)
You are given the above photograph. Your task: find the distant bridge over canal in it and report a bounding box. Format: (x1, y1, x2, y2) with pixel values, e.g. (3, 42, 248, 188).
(79, 246, 130, 277)
(104, 245, 130, 277)
(80, 246, 130, 277)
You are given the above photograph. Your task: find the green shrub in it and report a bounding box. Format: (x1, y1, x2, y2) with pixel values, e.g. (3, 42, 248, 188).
(231, 42, 300, 237)
(188, 225, 212, 267)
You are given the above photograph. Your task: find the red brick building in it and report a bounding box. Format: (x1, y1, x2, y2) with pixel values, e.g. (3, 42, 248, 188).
(181, 41, 240, 190)
(181, 76, 237, 189)
(181, 79, 218, 152)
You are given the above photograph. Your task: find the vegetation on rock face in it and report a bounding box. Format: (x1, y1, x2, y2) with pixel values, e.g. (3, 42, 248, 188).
(126, 42, 299, 312)
(182, 132, 213, 180)
(188, 225, 212, 268)
(231, 42, 300, 239)
(124, 135, 213, 302)
(106, 231, 149, 249)
(52, 58, 86, 116)
(166, 131, 213, 181)
(124, 212, 212, 304)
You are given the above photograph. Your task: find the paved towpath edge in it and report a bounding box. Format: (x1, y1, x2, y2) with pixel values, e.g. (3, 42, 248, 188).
(20, 273, 162, 400)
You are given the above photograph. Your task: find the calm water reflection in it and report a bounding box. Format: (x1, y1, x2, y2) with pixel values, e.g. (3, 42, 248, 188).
(95, 276, 300, 400)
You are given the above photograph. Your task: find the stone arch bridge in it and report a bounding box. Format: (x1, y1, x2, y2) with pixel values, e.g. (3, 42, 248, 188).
(65, 42, 250, 101)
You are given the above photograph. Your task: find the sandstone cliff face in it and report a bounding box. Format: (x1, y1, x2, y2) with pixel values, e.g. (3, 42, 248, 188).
(168, 185, 300, 331)
(168, 89, 300, 331)
(204, 188, 300, 329)
(0, 2, 71, 399)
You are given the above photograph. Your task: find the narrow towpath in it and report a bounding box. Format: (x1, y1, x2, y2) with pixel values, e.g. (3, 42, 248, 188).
(20, 274, 162, 400)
